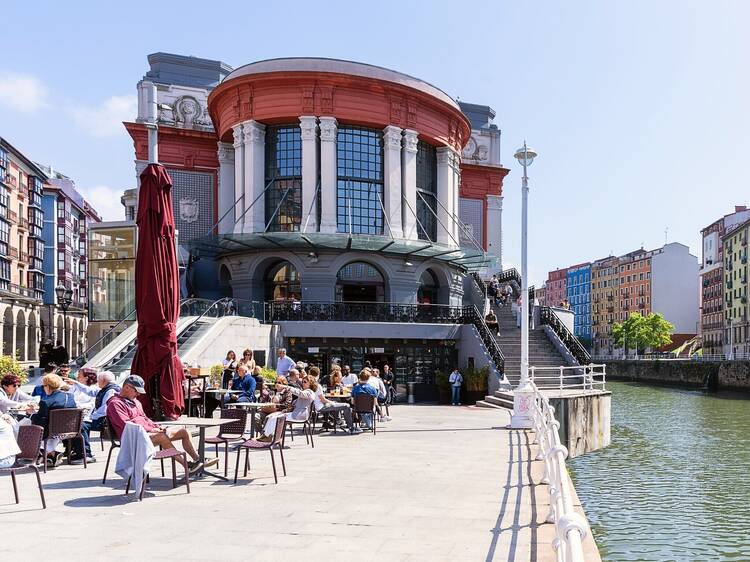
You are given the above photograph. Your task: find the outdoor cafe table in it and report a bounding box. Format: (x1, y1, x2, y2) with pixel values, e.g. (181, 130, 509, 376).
(324, 394, 352, 403)
(185, 374, 210, 417)
(158, 416, 234, 481)
(225, 402, 269, 438)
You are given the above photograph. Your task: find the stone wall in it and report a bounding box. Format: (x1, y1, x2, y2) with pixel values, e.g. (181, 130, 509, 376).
(606, 360, 750, 392)
(548, 391, 611, 458)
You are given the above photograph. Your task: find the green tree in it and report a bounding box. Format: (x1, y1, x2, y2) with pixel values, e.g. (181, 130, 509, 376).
(612, 312, 674, 353)
(0, 354, 28, 384)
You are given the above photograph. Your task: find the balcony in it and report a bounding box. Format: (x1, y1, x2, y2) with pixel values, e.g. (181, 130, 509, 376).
(8, 246, 18, 259)
(4, 174, 17, 188)
(19, 252, 28, 263)
(0, 283, 40, 301)
(8, 210, 17, 223)
(18, 218, 28, 230)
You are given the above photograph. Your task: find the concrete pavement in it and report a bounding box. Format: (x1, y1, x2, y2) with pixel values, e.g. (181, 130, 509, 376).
(0, 404, 599, 561)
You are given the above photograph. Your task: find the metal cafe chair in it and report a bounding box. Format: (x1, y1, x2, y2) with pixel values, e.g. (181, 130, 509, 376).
(353, 394, 377, 435)
(205, 407, 248, 478)
(1, 424, 47, 509)
(45, 408, 87, 472)
(234, 414, 287, 484)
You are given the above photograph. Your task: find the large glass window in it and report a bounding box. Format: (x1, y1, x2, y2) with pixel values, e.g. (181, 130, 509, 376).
(265, 261, 301, 302)
(265, 126, 302, 232)
(336, 126, 384, 235)
(88, 226, 136, 321)
(416, 140, 437, 241)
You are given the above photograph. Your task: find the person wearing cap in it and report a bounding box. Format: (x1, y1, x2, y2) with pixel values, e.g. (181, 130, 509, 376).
(107, 375, 204, 474)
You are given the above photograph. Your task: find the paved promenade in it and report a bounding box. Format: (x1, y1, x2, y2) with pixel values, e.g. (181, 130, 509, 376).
(1, 405, 599, 561)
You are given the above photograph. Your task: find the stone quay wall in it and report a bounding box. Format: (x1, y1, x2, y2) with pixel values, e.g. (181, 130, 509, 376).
(606, 360, 750, 392)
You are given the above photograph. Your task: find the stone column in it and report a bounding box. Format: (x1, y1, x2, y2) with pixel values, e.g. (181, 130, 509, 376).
(401, 129, 419, 239)
(319, 117, 338, 233)
(217, 142, 235, 234)
(299, 116, 319, 232)
(486, 194, 503, 273)
(382, 125, 404, 239)
(242, 120, 266, 233)
(232, 124, 245, 234)
(436, 147, 458, 246)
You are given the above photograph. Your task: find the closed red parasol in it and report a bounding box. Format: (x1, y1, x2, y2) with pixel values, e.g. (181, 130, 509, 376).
(131, 163, 184, 419)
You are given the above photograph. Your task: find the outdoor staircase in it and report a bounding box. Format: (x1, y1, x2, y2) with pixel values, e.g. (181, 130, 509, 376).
(476, 303, 571, 410)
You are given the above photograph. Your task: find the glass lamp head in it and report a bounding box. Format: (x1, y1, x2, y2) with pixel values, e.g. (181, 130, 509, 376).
(514, 146, 538, 167)
(55, 283, 66, 302)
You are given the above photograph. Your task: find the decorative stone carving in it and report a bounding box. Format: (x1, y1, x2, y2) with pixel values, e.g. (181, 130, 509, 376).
(319, 117, 337, 142)
(243, 121, 265, 144)
(462, 137, 477, 159)
(217, 142, 234, 162)
(302, 86, 315, 113)
(383, 125, 403, 149)
(476, 145, 488, 161)
(406, 98, 418, 127)
(390, 97, 402, 124)
(403, 129, 419, 153)
(179, 197, 199, 223)
(320, 86, 334, 113)
(299, 116, 317, 141)
(174, 95, 203, 128)
(233, 125, 244, 149)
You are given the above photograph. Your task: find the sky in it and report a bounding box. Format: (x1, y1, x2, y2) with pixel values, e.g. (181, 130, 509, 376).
(1, 0, 749, 285)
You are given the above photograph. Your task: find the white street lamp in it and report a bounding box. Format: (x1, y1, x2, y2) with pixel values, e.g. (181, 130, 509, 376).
(511, 142, 538, 429)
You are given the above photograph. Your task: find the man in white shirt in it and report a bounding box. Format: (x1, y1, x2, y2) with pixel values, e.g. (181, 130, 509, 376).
(275, 348, 296, 377)
(368, 369, 391, 422)
(341, 365, 357, 386)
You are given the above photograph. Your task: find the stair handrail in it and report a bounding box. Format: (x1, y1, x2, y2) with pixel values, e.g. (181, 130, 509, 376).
(539, 306, 591, 365)
(73, 307, 137, 366)
(462, 304, 505, 375)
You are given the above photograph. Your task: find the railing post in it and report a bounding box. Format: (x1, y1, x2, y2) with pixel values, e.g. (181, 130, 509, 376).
(559, 366, 564, 390)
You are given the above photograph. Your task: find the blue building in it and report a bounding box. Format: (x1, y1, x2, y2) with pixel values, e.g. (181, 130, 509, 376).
(566, 263, 591, 341)
(38, 165, 100, 358)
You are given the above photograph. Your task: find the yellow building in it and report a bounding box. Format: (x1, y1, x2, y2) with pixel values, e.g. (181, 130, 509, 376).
(591, 256, 621, 354)
(722, 220, 750, 356)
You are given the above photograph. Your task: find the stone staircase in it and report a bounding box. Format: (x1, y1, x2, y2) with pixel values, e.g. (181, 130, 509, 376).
(477, 303, 571, 410)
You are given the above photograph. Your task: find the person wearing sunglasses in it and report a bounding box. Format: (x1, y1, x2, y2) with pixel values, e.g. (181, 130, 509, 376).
(0, 374, 34, 415)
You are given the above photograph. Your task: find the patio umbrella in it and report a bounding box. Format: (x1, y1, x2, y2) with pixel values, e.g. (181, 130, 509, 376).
(131, 163, 184, 420)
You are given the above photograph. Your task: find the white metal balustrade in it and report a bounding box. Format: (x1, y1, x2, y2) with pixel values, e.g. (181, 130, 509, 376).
(531, 387, 591, 562)
(529, 364, 607, 391)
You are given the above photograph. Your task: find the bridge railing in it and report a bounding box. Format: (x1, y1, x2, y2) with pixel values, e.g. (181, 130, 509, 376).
(529, 364, 606, 391)
(531, 387, 591, 561)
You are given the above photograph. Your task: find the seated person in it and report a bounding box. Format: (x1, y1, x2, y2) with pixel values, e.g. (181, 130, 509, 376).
(352, 370, 379, 428)
(341, 365, 357, 386)
(257, 376, 294, 428)
(106, 375, 204, 473)
(258, 375, 316, 442)
(485, 311, 500, 335)
(286, 369, 302, 390)
(32, 363, 58, 397)
(30, 374, 77, 464)
(67, 368, 98, 410)
(0, 374, 34, 414)
(308, 366, 359, 434)
(251, 365, 265, 397)
(69, 370, 120, 461)
(329, 371, 345, 393)
(368, 369, 391, 422)
(224, 364, 256, 404)
(0, 414, 20, 469)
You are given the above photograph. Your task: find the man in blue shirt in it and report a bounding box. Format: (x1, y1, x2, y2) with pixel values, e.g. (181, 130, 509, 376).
(226, 364, 256, 404)
(275, 348, 296, 377)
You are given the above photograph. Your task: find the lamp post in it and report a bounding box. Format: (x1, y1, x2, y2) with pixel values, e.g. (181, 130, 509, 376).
(55, 282, 73, 352)
(511, 142, 538, 429)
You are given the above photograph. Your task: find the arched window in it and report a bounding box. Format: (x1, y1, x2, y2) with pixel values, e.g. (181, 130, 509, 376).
(336, 261, 385, 302)
(265, 125, 302, 232)
(336, 127, 383, 235)
(265, 261, 301, 302)
(417, 269, 439, 304)
(416, 140, 437, 241)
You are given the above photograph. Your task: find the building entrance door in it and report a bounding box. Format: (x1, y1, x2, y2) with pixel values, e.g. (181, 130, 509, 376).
(364, 352, 394, 373)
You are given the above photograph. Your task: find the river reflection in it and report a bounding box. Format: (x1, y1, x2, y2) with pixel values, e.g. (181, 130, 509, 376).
(568, 381, 750, 562)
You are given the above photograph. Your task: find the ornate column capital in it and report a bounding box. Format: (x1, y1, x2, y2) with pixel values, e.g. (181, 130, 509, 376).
(403, 129, 419, 154)
(242, 120, 265, 145)
(217, 142, 234, 163)
(232, 124, 244, 149)
(299, 116, 318, 141)
(436, 146, 460, 168)
(383, 125, 403, 150)
(319, 116, 337, 142)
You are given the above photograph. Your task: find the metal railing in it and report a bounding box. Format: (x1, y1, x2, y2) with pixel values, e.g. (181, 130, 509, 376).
(593, 353, 750, 362)
(529, 364, 606, 391)
(539, 306, 591, 366)
(531, 388, 590, 562)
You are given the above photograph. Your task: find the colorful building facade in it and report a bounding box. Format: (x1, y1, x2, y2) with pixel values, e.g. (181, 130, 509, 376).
(722, 220, 750, 356)
(566, 263, 591, 340)
(546, 268, 568, 308)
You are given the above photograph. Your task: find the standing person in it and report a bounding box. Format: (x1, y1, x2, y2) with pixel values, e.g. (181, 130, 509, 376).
(222, 351, 238, 389)
(368, 369, 390, 422)
(39, 340, 54, 371)
(382, 364, 396, 404)
(448, 368, 463, 406)
(239, 349, 256, 372)
(275, 348, 296, 377)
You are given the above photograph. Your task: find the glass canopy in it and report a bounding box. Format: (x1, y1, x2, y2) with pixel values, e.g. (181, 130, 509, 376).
(187, 232, 498, 272)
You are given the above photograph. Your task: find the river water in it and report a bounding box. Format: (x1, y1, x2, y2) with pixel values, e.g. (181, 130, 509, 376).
(568, 381, 750, 561)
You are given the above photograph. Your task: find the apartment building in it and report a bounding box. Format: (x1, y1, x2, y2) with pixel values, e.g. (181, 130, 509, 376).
(699, 206, 750, 354)
(722, 220, 750, 356)
(591, 256, 621, 354)
(566, 263, 591, 339)
(0, 137, 46, 363)
(546, 268, 568, 308)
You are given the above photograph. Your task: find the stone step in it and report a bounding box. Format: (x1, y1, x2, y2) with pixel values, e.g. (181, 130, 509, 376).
(482, 394, 514, 408)
(475, 400, 507, 410)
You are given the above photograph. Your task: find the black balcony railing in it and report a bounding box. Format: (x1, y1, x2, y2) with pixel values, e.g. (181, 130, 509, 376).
(497, 268, 521, 287)
(539, 306, 591, 366)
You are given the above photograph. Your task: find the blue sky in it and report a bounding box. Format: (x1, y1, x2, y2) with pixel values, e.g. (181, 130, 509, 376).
(1, 0, 748, 285)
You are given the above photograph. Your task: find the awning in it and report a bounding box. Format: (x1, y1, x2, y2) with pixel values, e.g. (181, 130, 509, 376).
(187, 232, 498, 272)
